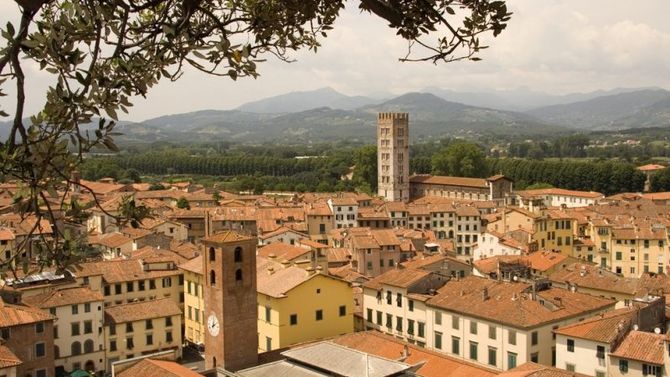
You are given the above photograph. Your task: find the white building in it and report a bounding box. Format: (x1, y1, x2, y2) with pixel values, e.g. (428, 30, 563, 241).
(363, 273, 616, 371)
(23, 287, 106, 373)
(473, 231, 525, 261)
(328, 197, 358, 228)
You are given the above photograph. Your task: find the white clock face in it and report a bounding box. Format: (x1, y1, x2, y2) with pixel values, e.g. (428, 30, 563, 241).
(207, 313, 220, 337)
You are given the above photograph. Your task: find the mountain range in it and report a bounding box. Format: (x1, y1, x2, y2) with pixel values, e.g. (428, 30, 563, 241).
(2, 87, 670, 144)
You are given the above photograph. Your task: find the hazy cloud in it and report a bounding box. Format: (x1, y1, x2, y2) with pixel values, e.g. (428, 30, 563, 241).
(1, 0, 670, 121)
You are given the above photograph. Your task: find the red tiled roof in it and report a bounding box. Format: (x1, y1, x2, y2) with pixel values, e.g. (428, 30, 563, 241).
(610, 331, 665, 365)
(117, 358, 202, 377)
(410, 175, 489, 189)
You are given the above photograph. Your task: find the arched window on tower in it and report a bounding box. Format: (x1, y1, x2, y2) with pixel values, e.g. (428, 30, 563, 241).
(235, 268, 242, 283)
(234, 247, 242, 263)
(209, 247, 216, 261)
(210, 270, 216, 286)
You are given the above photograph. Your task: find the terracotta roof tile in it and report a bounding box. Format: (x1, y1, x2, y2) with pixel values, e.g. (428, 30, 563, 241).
(0, 344, 22, 368)
(364, 268, 432, 290)
(204, 230, 254, 244)
(427, 276, 614, 329)
(104, 298, 181, 324)
(553, 307, 637, 343)
(410, 175, 489, 189)
(610, 331, 665, 365)
(117, 358, 202, 377)
(22, 287, 103, 308)
(179, 255, 203, 275)
(333, 331, 496, 377)
(0, 300, 54, 327)
(498, 362, 591, 377)
(258, 243, 312, 262)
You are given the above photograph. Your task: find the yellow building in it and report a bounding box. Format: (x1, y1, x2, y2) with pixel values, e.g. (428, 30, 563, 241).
(256, 256, 354, 352)
(488, 208, 574, 256)
(179, 256, 205, 346)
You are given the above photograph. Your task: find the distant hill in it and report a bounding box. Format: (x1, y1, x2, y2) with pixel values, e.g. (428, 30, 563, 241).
(423, 86, 661, 111)
(111, 92, 561, 143)
(235, 87, 379, 113)
(526, 89, 670, 130)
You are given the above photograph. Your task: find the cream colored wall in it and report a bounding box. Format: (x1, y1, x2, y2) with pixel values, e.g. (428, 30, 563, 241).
(101, 272, 183, 308)
(473, 232, 522, 260)
(52, 300, 106, 372)
(153, 221, 188, 242)
(608, 356, 667, 377)
(611, 238, 665, 278)
(104, 313, 182, 370)
(555, 334, 608, 376)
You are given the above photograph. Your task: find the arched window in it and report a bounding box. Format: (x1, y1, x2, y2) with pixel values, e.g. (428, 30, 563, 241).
(234, 247, 243, 263)
(210, 270, 216, 286)
(71, 341, 82, 356)
(235, 268, 242, 282)
(85, 360, 95, 371)
(84, 339, 94, 353)
(209, 247, 216, 262)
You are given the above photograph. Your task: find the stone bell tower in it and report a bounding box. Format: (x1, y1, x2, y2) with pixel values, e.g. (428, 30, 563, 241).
(377, 112, 410, 202)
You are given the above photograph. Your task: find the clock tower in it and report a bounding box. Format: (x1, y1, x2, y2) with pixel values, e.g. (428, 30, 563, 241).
(202, 230, 258, 371)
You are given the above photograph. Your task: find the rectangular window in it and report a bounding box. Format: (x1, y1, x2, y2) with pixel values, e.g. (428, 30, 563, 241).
(71, 304, 79, 315)
(408, 300, 414, 312)
(115, 284, 122, 294)
(452, 336, 460, 355)
(126, 323, 133, 333)
(488, 325, 496, 340)
(110, 340, 117, 352)
(126, 282, 134, 292)
(435, 311, 442, 325)
(619, 360, 628, 373)
(376, 311, 382, 325)
(386, 314, 392, 329)
(531, 352, 538, 363)
(418, 322, 425, 338)
(265, 306, 271, 322)
(469, 341, 478, 361)
(109, 325, 116, 336)
(145, 319, 153, 330)
(434, 332, 442, 350)
(126, 337, 134, 349)
(566, 363, 575, 372)
(138, 280, 145, 291)
(84, 320, 93, 334)
(316, 309, 323, 321)
(35, 322, 44, 334)
(396, 316, 403, 332)
(509, 330, 517, 345)
(407, 319, 415, 335)
(508, 352, 517, 369)
(567, 338, 574, 352)
(488, 347, 497, 366)
(71, 323, 80, 336)
(531, 331, 538, 346)
(452, 315, 459, 330)
(339, 305, 346, 317)
(396, 293, 402, 307)
(366, 309, 373, 322)
(596, 345, 605, 359)
(150, 279, 156, 289)
(35, 342, 46, 358)
(146, 334, 153, 345)
(470, 320, 477, 335)
(166, 331, 173, 343)
(290, 314, 298, 325)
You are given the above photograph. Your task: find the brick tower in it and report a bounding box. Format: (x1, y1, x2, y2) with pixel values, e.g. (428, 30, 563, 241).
(202, 231, 258, 371)
(377, 112, 410, 202)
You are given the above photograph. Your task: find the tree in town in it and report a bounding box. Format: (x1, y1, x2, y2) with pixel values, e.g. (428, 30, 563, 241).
(431, 141, 486, 177)
(0, 0, 511, 271)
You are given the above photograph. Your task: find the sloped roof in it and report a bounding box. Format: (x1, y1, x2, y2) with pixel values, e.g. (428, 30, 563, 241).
(553, 307, 637, 343)
(0, 300, 54, 327)
(610, 331, 665, 365)
(363, 268, 432, 290)
(410, 175, 489, 189)
(204, 230, 254, 244)
(178, 255, 203, 275)
(23, 287, 103, 308)
(0, 344, 22, 368)
(104, 298, 181, 323)
(497, 362, 591, 377)
(117, 358, 202, 377)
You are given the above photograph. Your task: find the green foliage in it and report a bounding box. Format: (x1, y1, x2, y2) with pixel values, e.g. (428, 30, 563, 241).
(524, 182, 554, 190)
(352, 145, 378, 193)
(489, 159, 645, 195)
(124, 169, 141, 183)
(176, 197, 190, 210)
(650, 168, 670, 192)
(432, 142, 486, 177)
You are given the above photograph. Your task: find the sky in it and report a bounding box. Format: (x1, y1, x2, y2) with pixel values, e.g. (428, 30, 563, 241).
(2, 0, 670, 121)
